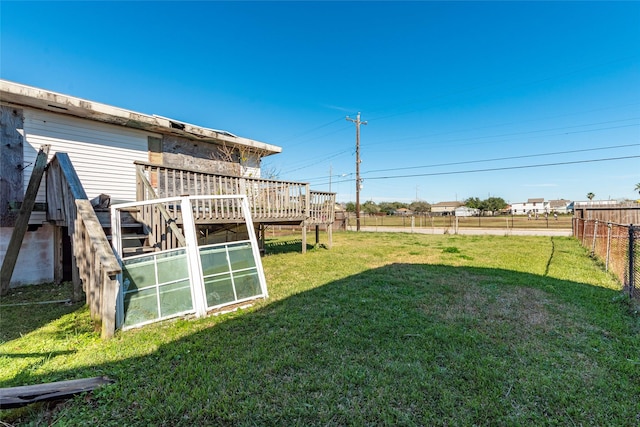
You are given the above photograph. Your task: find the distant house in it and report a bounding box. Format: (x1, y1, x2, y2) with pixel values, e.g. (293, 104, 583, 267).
(510, 198, 549, 215)
(454, 206, 479, 217)
(549, 199, 572, 214)
(431, 201, 463, 216)
(394, 208, 412, 216)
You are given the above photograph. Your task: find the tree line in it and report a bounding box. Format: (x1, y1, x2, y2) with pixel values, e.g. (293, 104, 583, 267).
(344, 196, 507, 215)
(345, 201, 431, 215)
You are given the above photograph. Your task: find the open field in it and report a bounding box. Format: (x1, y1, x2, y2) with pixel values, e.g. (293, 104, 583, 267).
(1, 232, 639, 426)
(347, 214, 573, 230)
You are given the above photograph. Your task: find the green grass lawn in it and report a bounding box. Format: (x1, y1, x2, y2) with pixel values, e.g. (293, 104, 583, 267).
(1, 233, 638, 426)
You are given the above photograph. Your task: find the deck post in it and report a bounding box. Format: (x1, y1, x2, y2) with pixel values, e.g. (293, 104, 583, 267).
(328, 223, 333, 249)
(301, 221, 307, 254)
(258, 223, 265, 255)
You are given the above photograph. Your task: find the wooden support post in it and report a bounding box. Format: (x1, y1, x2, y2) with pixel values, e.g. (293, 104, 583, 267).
(315, 225, 320, 245)
(301, 222, 307, 254)
(1, 145, 50, 295)
(259, 223, 265, 255)
(328, 223, 333, 249)
(53, 225, 63, 283)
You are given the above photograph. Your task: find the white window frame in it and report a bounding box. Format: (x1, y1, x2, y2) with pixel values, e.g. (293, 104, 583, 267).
(111, 195, 268, 330)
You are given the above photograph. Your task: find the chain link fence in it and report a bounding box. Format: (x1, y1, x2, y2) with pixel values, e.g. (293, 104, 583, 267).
(573, 218, 639, 299)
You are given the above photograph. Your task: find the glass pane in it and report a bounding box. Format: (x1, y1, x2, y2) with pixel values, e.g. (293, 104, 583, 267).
(233, 269, 261, 299)
(124, 287, 158, 327)
(123, 256, 156, 290)
(199, 246, 230, 276)
(159, 280, 193, 317)
(156, 250, 189, 283)
(228, 243, 256, 271)
(204, 273, 235, 306)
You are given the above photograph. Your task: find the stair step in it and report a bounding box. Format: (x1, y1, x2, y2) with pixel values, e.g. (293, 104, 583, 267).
(122, 247, 156, 255)
(107, 234, 148, 240)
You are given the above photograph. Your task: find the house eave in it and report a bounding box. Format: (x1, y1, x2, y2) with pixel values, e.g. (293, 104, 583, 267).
(0, 79, 282, 157)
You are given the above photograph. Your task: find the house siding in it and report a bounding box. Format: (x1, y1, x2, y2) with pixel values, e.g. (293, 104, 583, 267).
(23, 109, 157, 206)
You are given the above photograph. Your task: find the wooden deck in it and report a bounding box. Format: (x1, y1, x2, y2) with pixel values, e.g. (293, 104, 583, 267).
(135, 162, 335, 226)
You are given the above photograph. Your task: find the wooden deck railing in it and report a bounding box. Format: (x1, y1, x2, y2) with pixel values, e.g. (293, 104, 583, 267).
(47, 153, 121, 339)
(135, 162, 335, 225)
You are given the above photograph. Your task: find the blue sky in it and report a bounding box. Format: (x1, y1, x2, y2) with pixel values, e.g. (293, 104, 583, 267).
(1, 1, 639, 205)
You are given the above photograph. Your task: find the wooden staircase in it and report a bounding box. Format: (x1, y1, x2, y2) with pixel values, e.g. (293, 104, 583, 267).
(95, 208, 155, 257)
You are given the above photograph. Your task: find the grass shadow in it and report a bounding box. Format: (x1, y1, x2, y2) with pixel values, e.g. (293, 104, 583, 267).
(0, 283, 83, 342)
(264, 238, 314, 255)
(2, 263, 638, 425)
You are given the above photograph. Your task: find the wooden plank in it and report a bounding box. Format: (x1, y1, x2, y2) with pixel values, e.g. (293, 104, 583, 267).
(0, 106, 24, 227)
(1, 145, 50, 295)
(0, 376, 114, 409)
(76, 200, 120, 274)
(54, 153, 88, 199)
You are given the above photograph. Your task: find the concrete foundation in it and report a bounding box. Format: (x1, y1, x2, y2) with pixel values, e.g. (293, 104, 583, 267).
(0, 223, 54, 287)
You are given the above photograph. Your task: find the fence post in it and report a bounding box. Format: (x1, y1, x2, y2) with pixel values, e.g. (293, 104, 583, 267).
(582, 219, 588, 246)
(606, 222, 612, 271)
(591, 220, 598, 256)
(629, 224, 635, 299)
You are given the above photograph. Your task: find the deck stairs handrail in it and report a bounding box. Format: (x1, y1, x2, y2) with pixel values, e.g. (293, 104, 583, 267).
(47, 153, 120, 338)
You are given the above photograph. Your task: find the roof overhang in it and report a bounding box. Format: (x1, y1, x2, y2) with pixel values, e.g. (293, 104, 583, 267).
(0, 79, 282, 157)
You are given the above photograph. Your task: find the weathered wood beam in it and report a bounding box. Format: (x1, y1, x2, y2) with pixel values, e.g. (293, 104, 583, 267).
(0, 376, 114, 409)
(0, 145, 50, 295)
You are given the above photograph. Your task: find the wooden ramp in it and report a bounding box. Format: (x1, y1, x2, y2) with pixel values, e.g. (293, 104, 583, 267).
(0, 376, 114, 409)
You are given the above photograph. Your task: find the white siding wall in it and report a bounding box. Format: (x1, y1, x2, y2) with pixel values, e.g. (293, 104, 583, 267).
(23, 109, 157, 206)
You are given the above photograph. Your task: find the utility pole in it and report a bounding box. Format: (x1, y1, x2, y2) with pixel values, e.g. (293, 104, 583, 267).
(347, 112, 367, 231)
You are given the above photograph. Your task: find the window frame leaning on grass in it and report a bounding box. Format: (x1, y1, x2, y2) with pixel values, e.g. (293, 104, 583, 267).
(110, 195, 268, 331)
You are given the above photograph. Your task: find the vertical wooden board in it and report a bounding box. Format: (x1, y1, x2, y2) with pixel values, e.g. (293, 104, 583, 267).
(301, 223, 307, 254)
(90, 248, 100, 320)
(53, 225, 63, 283)
(0, 145, 49, 293)
(101, 273, 117, 339)
(162, 167, 168, 199)
(148, 136, 163, 165)
(0, 106, 24, 226)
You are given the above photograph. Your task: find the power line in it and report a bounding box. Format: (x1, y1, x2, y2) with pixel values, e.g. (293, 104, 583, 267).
(303, 143, 639, 182)
(362, 143, 640, 175)
(280, 148, 353, 175)
(312, 154, 640, 186)
(364, 155, 640, 181)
